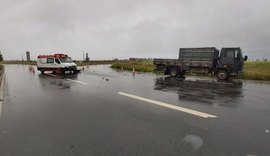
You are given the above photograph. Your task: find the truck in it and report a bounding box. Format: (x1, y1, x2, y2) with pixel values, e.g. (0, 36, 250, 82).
(37, 53, 80, 74)
(153, 47, 248, 80)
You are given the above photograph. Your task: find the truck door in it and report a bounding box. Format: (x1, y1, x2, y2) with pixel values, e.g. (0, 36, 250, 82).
(233, 49, 244, 72)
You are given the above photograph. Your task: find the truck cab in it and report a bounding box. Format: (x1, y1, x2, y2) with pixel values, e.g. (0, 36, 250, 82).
(216, 48, 248, 80)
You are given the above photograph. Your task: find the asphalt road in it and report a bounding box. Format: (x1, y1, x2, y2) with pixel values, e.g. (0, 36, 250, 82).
(0, 65, 270, 156)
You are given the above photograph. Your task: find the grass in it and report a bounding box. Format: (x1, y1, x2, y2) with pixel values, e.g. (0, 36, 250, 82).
(2, 60, 37, 65)
(111, 60, 270, 81)
(241, 61, 270, 80)
(77, 60, 117, 66)
(111, 60, 154, 72)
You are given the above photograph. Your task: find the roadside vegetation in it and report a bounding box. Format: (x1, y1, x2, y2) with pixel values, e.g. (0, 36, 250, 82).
(111, 60, 154, 72)
(77, 60, 117, 66)
(111, 60, 270, 81)
(241, 61, 270, 80)
(2, 60, 37, 65)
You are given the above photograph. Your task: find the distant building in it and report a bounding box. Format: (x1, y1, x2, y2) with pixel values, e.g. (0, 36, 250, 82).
(85, 53, 90, 62)
(26, 51, 30, 62)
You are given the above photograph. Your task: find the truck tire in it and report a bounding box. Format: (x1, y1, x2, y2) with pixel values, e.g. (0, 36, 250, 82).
(170, 68, 178, 77)
(216, 70, 228, 80)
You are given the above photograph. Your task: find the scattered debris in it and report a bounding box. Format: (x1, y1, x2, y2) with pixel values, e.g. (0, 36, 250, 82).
(266, 130, 269, 133)
(106, 79, 109, 81)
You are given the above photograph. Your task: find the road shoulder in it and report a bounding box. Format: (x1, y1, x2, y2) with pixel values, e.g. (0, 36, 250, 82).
(0, 66, 5, 118)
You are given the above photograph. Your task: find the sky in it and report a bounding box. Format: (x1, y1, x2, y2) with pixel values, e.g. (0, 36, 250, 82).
(0, 0, 270, 60)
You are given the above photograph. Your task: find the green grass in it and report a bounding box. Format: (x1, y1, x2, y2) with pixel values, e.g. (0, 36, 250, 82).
(111, 60, 154, 72)
(111, 60, 270, 81)
(77, 60, 117, 66)
(2, 60, 37, 65)
(241, 61, 270, 80)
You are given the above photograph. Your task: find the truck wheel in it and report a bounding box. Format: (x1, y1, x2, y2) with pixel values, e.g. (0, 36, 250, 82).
(170, 68, 178, 77)
(216, 70, 228, 80)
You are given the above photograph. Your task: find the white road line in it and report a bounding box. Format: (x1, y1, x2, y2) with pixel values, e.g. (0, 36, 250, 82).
(46, 73, 57, 77)
(0, 74, 5, 119)
(118, 92, 217, 119)
(67, 79, 88, 85)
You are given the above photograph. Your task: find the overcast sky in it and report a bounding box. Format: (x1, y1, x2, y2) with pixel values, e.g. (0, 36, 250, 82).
(0, 0, 270, 60)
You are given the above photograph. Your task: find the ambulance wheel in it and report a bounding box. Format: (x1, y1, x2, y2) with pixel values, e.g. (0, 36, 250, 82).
(41, 70, 45, 75)
(61, 69, 66, 75)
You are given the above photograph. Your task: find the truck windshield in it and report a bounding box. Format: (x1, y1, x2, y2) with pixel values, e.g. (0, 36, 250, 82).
(235, 50, 243, 59)
(59, 57, 74, 63)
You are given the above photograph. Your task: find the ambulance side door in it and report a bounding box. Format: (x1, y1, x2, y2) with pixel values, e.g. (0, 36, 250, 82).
(46, 58, 55, 68)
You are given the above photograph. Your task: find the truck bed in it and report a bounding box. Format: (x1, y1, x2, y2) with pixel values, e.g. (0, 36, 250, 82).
(153, 59, 182, 66)
(154, 58, 214, 67)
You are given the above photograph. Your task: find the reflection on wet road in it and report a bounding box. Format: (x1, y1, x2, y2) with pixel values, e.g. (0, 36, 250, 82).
(154, 77, 244, 106)
(0, 65, 270, 156)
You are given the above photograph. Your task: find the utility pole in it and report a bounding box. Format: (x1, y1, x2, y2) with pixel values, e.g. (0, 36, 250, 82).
(82, 51, 85, 61)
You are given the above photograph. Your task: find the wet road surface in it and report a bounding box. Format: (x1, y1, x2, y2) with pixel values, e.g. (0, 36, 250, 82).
(0, 65, 270, 156)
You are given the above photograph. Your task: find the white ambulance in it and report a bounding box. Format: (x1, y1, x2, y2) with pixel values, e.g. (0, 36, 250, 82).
(37, 54, 79, 74)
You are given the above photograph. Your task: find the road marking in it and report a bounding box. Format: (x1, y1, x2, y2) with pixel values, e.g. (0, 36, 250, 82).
(46, 73, 57, 77)
(0, 74, 5, 119)
(67, 79, 88, 85)
(118, 92, 217, 119)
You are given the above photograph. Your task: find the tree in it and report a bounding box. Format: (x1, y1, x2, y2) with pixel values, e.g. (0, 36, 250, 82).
(0, 51, 3, 62)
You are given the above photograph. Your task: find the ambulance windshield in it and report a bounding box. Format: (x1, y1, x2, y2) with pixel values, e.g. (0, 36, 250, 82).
(59, 57, 74, 63)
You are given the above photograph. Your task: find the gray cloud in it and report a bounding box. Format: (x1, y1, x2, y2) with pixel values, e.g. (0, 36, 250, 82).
(0, 0, 270, 60)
